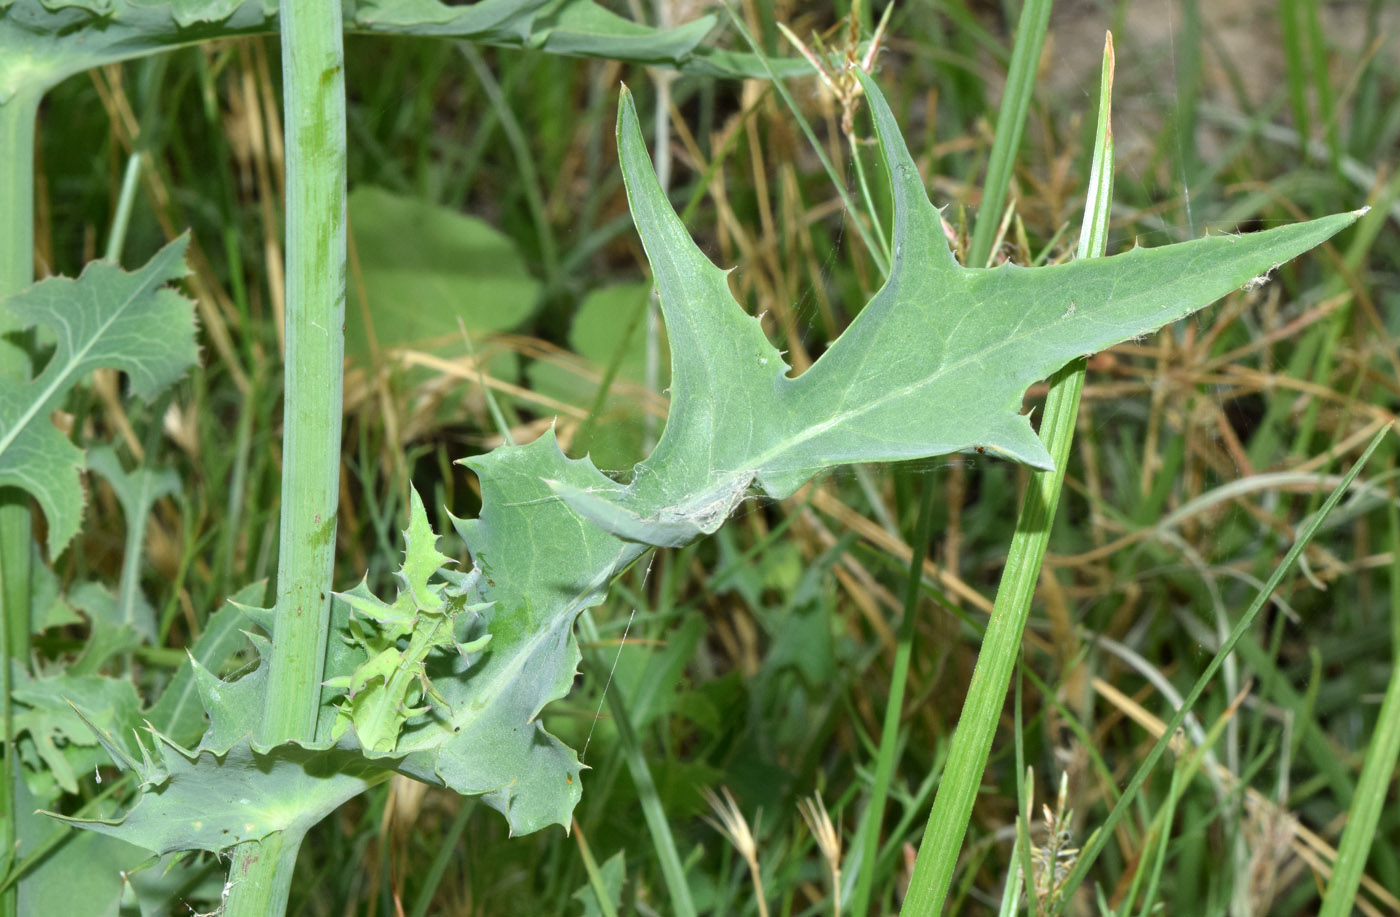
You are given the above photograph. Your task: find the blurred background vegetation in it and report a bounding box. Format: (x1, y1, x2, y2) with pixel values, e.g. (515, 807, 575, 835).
(34, 0, 1399, 913)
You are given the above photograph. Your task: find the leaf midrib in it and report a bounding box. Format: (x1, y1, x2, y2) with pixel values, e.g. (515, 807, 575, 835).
(0, 256, 173, 462)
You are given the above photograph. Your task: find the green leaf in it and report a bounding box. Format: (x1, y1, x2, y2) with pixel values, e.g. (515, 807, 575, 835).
(328, 489, 492, 753)
(0, 0, 789, 102)
(10, 669, 144, 796)
(572, 849, 626, 917)
(66, 581, 145, 675)
(530, 2, 715, 61)
(551, 77, 1364, 548)
(85, 445, 180, 640)
(144, 580, 268, 747)
(49, 737, 385, 856)
(13, 776, 156, 917)
(346, 186, 540, 365)
(0, 237, 197, 555)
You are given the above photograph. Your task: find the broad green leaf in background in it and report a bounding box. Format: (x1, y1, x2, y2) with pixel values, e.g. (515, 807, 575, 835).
(0, 236, 197, 555)
(347, 186, 540, 366)
(28, 541, 79, 633)
(66, 76, 1360, 864)
(66, 582, 146, 676)
(11, 671, 143, 797)
(13, 776, 160, 917)
(572, 849, 626, 917)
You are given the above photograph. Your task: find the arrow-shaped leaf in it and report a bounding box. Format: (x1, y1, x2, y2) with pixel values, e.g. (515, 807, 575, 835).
(553, 74, 1362, 546)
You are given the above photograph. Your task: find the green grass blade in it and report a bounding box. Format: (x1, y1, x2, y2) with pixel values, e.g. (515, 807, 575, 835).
(1054, 423, 1394, 911)
(902, 30, 1116, 914)
(849, 476, 938, 915)
(577, 610, 697, 917)
(966, 0, 1052, 268)
(718, 2, 890, 275)
(1318, 476, 1400, 917)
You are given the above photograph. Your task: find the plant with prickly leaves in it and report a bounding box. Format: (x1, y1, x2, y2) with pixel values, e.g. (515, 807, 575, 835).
(31, 68, 1361, 916)
(0, 4, 798, 911)
(0, 3, 1369, 912)
(328, 490, 493, 753)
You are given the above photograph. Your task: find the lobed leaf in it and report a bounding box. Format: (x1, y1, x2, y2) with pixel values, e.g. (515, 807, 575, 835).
(0, 237, 197, 555)
(551, 74, 1364, 546)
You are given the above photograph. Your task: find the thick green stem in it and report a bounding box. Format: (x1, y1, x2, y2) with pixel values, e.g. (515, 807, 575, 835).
(0, 90, 38, 663)
(222, 832, 304, 915)
(0, 87, 40, 917)
(228, 2, 346, 911)
(257, 0, 347, 750)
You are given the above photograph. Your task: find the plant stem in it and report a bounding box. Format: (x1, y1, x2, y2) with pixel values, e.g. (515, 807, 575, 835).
(0, 89, 38, 662)
(223, 831, 304, 915)
(0, 86, 40, 917)
(228, 2, 346, 909)
(256, 0, 348, 750)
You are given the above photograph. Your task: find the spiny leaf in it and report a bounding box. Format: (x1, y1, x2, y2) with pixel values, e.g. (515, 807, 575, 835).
(0, 236, 196, 555)
(144, 580, 268, 747)
(397, 486, 452, 611)
(48, 737, 386, 855)
(551, 75, 1363, 546)
(328, 489, 490, 754)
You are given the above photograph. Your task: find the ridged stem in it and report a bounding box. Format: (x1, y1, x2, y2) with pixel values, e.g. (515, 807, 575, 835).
(256, 0, 348, 750)
(0, 86, 40, 917)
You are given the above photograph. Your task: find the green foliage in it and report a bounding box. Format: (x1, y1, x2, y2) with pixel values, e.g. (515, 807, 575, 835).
(328, 488, 493, 753)
(0, 236, 197, 555)
(60, 74, 1359, 876)
(0, 0, 795, 103)
(346, 185, 540, 364)
(552, 75, 1361, 548)
(11, 671, 143, 798)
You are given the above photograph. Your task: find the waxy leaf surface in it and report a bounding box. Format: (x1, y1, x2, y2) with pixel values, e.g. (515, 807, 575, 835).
(552, 73, 1362, 546)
